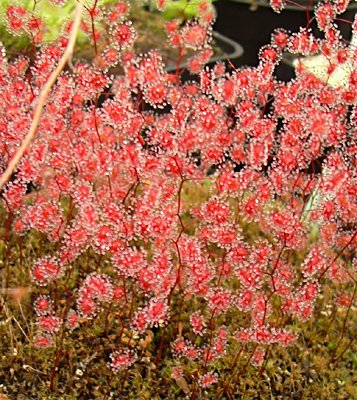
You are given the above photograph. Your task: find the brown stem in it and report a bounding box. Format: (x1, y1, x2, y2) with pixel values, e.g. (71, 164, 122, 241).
(318, 230, 357, 281)
(329, 284, 357, 363)
(332, 331, 357, 364)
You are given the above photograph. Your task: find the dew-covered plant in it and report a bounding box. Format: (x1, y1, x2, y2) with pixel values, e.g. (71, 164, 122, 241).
(0, 0, 356, 397)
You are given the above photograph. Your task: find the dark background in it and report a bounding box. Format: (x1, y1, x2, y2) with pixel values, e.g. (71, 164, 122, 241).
(214, 0, 357, 80)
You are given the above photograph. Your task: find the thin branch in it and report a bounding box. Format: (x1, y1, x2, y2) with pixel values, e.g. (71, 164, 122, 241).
(0, 0, 84, 192)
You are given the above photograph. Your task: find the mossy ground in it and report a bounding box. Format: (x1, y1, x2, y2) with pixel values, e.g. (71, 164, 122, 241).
(0, 288, 356, 399)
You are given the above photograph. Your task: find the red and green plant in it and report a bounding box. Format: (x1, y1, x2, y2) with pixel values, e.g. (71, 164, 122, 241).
(0, 0, 356, 398)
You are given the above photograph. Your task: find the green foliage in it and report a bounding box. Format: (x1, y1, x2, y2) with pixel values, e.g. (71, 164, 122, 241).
(0, 0, 108, 58)
(160, 0, 215, 20)
(0, 0, 114, 40)
(0, 0, 214, 60)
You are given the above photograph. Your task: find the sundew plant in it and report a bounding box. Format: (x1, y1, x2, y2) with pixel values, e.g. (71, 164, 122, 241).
(0, 0, 356, 398)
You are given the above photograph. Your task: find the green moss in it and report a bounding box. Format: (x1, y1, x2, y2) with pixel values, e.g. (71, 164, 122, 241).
(0, 0, 215, 66)
(162, 0, 213, 20)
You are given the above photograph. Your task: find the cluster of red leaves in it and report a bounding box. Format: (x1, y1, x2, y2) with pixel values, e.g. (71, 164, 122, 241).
(0, 0, 356, 389)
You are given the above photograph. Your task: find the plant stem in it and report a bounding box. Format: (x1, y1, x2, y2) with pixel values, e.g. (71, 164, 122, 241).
(0, 0, 84, 192)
